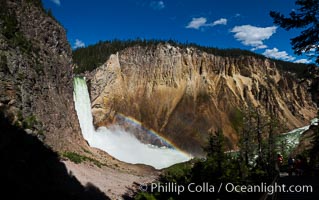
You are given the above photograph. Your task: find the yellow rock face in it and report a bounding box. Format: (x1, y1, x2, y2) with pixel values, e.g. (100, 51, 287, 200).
(89, 44, 317, 155)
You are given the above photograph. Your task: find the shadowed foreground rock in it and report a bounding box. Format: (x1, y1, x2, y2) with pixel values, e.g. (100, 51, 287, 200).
(0, 110, 110, 200)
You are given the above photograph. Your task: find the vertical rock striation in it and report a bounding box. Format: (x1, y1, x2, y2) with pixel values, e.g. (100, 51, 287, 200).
(90, 44, 317, 155)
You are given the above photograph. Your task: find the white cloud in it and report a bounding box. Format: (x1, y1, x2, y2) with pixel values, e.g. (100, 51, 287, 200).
(251, 45, 268, 51)
(186, 17, 207, 29)
(186, 17, 227, 29)
(231, 25, 277, 50)
(212, 18, 227, 26)
(150, 1, 165, 10)
(294, 59, 312, 64)
(50, 0, 61, 6)
(73, 39, 85, 49)
(263, 48, 295, 61)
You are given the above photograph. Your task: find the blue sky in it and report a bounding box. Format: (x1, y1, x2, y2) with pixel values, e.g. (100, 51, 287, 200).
(43, 0, 313, 64)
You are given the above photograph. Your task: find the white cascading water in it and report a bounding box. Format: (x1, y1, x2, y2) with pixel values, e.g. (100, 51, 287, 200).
(278, 118, 318, 150)
(73, 76, 191, 169)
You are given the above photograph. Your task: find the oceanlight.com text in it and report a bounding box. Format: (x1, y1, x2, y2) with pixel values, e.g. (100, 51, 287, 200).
(224, 182, 313, 194)
(140, 182, 313, 195)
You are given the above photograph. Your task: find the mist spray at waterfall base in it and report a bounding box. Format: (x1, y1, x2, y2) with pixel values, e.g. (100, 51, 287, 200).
(73, 77, 191, 169)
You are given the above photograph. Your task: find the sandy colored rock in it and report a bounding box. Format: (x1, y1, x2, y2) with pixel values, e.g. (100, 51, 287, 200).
(63, 160, 158, 200)
(89, 44, 318, 155)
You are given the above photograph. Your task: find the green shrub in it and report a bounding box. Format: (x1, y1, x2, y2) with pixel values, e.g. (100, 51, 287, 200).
(134, 192, 157, 200)
(22, 115, 37, 129)
(229, 108, 243, 132)
(161, 161, 192, 183)
(17, 110, 23, 121)
(81, 147, 92, 154)
(63, 152, 83, 164)
(0, 54, 8, 72)
(1, 13, 18, 40)
(37, 129, 44, 135)
(63, 151, 104, 168)
(26, 0, 44, 8)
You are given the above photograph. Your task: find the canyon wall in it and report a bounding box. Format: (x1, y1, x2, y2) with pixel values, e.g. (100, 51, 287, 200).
(89, 44, 317, 155)
(0, 0, 84, 151)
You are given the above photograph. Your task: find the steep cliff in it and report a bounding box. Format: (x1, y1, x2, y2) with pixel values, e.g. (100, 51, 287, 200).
(0, 0, 83, 151)
(89, 44, 318, 155)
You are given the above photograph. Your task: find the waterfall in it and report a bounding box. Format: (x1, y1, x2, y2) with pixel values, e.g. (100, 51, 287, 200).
(73, 76, 191, 169)
(73, 77, 95, 143)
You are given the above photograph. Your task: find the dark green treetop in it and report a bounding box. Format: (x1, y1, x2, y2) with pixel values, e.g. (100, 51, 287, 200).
(270, 0, 319, 63)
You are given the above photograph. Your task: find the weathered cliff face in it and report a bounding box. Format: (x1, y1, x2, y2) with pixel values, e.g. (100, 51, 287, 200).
(0, 0, 83, 151)
(89, 44, 317, 155)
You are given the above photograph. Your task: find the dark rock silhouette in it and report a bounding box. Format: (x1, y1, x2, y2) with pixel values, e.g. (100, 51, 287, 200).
(0, 110, 110, 200)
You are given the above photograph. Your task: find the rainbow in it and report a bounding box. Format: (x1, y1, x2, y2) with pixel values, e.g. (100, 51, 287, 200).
(116, 113, 192, 158)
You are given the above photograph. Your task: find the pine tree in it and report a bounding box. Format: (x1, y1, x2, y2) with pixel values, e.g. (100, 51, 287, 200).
(266, 114, 282, 177)
(205, 129, 225, 174)
(270, 0, 319, 63)
(239, 106, 256, 166)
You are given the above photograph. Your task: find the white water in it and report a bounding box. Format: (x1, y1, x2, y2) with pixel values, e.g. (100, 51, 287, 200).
(73, 77, 191, 169)
(278, 118, 318, 152)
